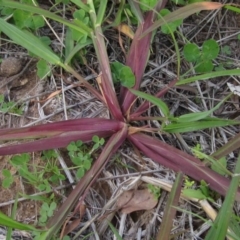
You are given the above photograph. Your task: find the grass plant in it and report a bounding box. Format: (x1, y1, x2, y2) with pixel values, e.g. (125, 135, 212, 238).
(0, 0, 240, 239)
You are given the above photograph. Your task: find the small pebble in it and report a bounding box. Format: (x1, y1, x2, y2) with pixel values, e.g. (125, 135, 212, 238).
(0, 57, 22, 77)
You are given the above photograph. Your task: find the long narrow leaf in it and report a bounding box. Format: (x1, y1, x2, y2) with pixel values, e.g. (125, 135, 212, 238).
(205, 154, 240, 240)
(130, 89, 170, 117)
(0, 212, 41, 231)
(0, 18, 61, 65)
(141, 2, 222, 37)
(130, 78, 178, 119)
(0, 119, 121, 140)
(0, 119, 122, 155)
(120, 11, 158, 113)
(175, 93, 231, 122)
(128, 133, 240, 201)
(211, 133, 240, 160)
(177, 69, 240, 85)
(120, 0, 168, 114)
(163, 118, 240, 133)
(1, 0, 92, 34)
(157, 172, 183, 240)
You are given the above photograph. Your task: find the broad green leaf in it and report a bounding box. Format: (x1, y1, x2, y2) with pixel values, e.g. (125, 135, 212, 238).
(195, 60, 213, 73)
(139, 0, 158, 11)
(205, 154, 240, 240)
(37, 59, 51, 79)
(83, 160, 91, 170)
(0, 7, 15, 16)
(177, 69, 240, 85)
(164, 118, 240, 133)
(13, 9, 31, 29)
(29, 15, 45, 29)
(183, 189, 207, 200)
(111, 62, 135, 88)
(130, 89, 170, 117)
(160, 9, 183, 34)
(76, 168, 85, 178)
(183, 43, 201, 62)
(2, 178, 13, 188)
(11, 153, 30, 165)
(202, 39, 219, 60)
(0, 18, 61, 65)
(0, 211, 40, 231)
(119, 67, 135, 88)
(2, 169, 11, 178)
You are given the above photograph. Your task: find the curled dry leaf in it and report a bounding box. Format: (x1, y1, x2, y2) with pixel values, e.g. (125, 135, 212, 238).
(116, 189, 158, 214)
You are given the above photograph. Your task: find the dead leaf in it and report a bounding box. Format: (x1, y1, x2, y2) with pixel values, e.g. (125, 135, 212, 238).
(118, 24, 134, 39)
(61, 203, 86, 238)
(116, 189, 158, 214)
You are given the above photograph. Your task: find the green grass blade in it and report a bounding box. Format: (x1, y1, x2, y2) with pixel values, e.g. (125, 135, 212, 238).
(111, 0, 125, 27)
(1, 0, 92, 34)
(164, 118, 240, 133)
(130, 89, 170, 117)
(6, 194, 19, 240)
(175, 93, 232, 122)
(96, 0, 107, 25)
(70, 0, 90, 12)
(0, 18, 61, 65)
(224, 5, 240, 14)
(0, 211, 40, 231)
(128, 0, 144, 24)
(64, 39, 92, 64)
(212, 133, 240, 160)
(177, 69, 240, 85)
(157, 172, 183, 240)
(205, 154, 240, 240)
(107, 221, 123, 240)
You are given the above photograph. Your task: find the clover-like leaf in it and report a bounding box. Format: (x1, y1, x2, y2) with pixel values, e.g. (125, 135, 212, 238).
(202, 39, 219, 60)
(183, 43, 201, 62)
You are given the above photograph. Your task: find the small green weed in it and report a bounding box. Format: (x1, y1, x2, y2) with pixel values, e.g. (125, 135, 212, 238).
(2, 169, 14, 188)
(192, 145, 228, 176)
(0, 94, 23, 115)
(183, 178, 214, 201)
(39, 201, 57, 224)
(2, 150, 65, 191)
(67, 136, 105, 179)
(147, 183, 161, 199)
(111, 61, 135, 88)
(183, 39, 220, 73)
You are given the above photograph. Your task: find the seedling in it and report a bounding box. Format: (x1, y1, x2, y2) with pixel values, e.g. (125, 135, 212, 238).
(67, 136, 105, 178)
(0, 94, 23, 115)
(183, 179, 214, 202)
(39, 201, 57, 224)
(147, 183, 161, 199)
(2, 169, 14, 188)
(111, 61, 135, 88)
